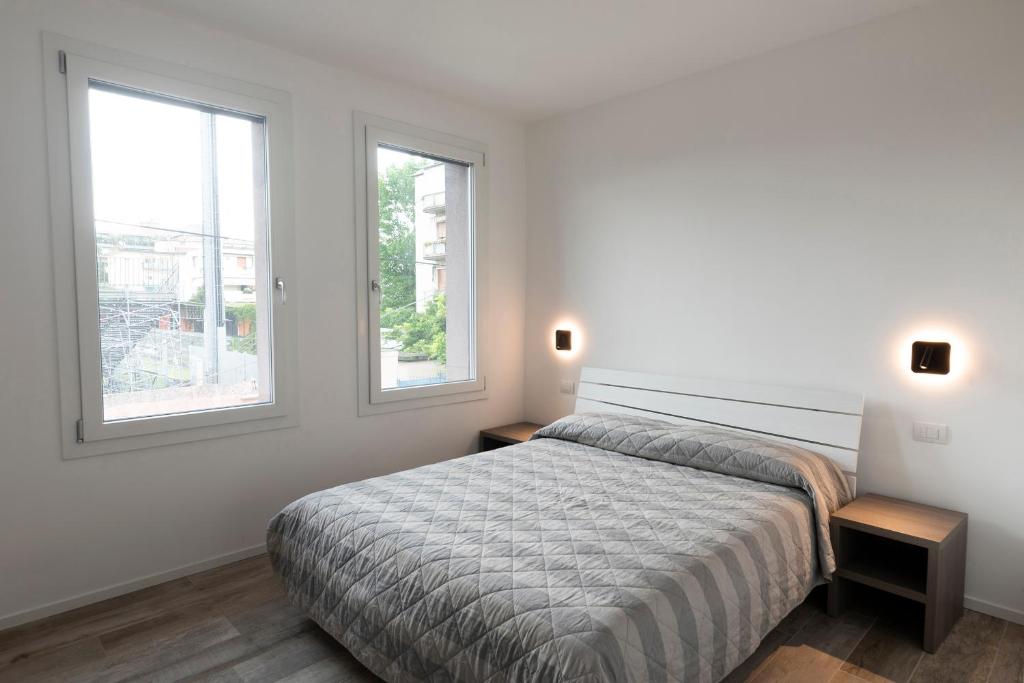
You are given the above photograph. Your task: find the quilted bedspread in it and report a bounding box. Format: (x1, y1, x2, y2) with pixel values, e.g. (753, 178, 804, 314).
(268, 413, 852, 683)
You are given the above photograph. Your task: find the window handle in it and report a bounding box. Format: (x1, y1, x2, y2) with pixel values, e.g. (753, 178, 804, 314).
(275, 276, 287, 304)
(371, 279, 380, 295)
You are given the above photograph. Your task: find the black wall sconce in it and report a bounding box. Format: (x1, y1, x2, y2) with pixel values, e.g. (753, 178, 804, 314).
(911, 341, 951, 375)
(555, 329, 572, 351)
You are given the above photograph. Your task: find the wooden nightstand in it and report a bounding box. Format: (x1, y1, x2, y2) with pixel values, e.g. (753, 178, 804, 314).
(827, 494, 967, 653)
(479, 422, 543, 451)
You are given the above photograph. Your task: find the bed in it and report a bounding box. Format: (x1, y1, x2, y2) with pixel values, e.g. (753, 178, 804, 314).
(268, 368, 863, 682)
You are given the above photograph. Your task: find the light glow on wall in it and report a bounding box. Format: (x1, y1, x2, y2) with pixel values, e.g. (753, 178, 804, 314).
(895, 325, 971, 388)
(551, 319, 582, 360)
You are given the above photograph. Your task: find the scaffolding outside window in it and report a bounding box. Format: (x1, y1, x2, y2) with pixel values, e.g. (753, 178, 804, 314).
(87, 84, 273, 422)
(47, 37, 298, 454)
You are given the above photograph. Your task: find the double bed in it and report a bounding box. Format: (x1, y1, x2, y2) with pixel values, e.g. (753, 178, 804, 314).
(268, 368, 863, 682)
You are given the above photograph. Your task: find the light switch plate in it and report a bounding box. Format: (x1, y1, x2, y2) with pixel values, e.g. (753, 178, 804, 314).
(913, 421, 950, 445)
(559, 380, 576, 395)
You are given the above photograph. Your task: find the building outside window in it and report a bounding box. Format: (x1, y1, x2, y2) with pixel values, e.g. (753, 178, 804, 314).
(356, 114, 487, 412)
(44, 34, 297, 456)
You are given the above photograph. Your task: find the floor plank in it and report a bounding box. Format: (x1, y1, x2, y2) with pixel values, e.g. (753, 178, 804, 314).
(987, 622, 1024, 683)
(749, 609, 876, 683)
(275, 657, 371, 683)
(85, 617, 242, 682)
(127, 635, 257, 683)
(0, 554, 1017, 683)
(0, 579, 195, 668)
(230, 629, 348, 682)
(0, 636, 106, 683)
(831, 670, 870, 683)
(840, 608, 924, 683)
(226, 596, 313, 648)
(908, 609, 1006, 683)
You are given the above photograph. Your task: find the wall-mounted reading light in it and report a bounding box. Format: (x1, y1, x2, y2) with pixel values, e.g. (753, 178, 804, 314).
(555, 329, 572, 351)
(911, 341, 951, 375)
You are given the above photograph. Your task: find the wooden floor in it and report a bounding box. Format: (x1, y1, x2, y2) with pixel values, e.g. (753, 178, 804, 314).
(1, 555, 1020, 682)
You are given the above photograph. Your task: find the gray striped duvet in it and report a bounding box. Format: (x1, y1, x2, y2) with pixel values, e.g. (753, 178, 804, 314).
(268, 413, 852, 682)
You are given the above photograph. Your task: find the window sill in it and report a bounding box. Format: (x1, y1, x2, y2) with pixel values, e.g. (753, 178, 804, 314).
(357, 387, 487, 417)
(62, 413, 299, 460)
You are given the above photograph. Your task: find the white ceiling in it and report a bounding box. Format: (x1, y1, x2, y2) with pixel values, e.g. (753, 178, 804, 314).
(130, 0, 931, 121)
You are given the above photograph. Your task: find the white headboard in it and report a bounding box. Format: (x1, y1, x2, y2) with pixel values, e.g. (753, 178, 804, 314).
(574, 367, 864, 492)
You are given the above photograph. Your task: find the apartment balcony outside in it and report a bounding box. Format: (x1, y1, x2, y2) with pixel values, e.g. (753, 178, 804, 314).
(423, 238, 446, 262)
(421, 191, 446, 215)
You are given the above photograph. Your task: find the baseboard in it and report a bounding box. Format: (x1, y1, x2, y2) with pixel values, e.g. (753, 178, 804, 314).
(965, 594, 1024, 626)
(0, 543, 267, 632)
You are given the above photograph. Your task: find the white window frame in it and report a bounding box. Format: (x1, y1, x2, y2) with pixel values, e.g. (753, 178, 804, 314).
(354, 113, 489, 415)
(43, 34, 299, 458)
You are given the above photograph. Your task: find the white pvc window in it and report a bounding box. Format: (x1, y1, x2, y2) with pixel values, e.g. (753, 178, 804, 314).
(46, 36, 297, 455)
(355, 115, 488, 413)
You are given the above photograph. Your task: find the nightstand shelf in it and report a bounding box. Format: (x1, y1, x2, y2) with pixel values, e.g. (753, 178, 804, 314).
(479, 422, 543, 451)
(828, 494, 967, 653)
(836, 561, 927, 603)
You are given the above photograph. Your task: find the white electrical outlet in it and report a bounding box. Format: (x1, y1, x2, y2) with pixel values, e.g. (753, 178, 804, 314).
(913, 421, 950, 445)
(559, 380, 576, 395)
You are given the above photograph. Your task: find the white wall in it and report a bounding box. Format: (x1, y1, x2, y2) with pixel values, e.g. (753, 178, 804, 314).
(0, 0, 527, 624)
(524, 0, 1024, 621)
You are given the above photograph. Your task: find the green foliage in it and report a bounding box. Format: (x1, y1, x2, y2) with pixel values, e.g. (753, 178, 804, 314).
(226, 303, 257, 354)
(377, 159, 424, 330)
(390, 294, 447, 363)
(227, 303, 256, 322)
(375, 157, 448, 362)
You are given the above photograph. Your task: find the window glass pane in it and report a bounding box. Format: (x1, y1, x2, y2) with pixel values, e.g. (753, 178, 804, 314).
(88, 84, 273, 421)
(376, 145, 473, 390)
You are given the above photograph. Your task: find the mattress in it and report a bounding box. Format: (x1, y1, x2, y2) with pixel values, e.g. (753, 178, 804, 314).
(268, 413, 852, 682)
